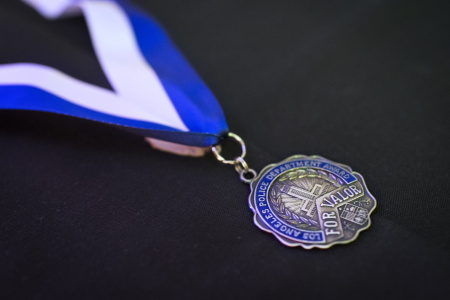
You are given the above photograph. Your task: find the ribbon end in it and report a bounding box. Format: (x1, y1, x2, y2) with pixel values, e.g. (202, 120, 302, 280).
(145, 137, 209, 157)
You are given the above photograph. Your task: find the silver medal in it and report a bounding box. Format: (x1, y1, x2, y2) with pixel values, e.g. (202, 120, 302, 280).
(212, 134, 376, 249)
(249, 155, 376, 249)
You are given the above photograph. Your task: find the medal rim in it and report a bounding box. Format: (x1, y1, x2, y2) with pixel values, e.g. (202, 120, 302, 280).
(249, 154, 377, 249)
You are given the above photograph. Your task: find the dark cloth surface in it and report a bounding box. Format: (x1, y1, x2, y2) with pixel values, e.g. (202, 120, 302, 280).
(1, 0, 449, 299)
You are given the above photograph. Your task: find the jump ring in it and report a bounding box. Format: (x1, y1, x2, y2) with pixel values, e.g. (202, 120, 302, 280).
(211, 132, 247, 165)
(239, 169, 257, 184)
(234, 157, 249, 173)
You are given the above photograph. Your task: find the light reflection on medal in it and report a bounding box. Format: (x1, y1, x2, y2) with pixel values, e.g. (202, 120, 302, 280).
(212, 133, 376, 249)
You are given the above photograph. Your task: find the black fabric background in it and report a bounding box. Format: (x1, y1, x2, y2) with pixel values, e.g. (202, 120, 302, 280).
(1, 0, 449, 299)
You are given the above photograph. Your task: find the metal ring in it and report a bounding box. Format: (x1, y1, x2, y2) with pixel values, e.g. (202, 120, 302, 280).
(239, 168, 257, 184)
(234, 157, 249, 174)
(211, 132, 247, 165)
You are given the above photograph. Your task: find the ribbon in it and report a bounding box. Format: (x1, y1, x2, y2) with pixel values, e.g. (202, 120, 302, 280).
(0, 0, 228, 147)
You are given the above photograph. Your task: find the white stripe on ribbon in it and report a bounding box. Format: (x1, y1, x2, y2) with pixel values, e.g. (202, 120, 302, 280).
(0, 0, 188, 131)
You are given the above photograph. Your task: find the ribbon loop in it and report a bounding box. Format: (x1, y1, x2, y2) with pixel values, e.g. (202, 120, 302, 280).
(0, 0, 228, 147)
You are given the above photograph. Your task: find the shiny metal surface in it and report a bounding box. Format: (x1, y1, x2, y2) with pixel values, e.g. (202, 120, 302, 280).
(212, 132, 256, 183)
(249, 155, 376, 249)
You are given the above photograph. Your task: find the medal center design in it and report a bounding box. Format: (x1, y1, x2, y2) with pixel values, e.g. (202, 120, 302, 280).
(269, 169, 340, 231)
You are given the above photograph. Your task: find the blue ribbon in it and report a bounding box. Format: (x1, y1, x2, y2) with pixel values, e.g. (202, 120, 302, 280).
(0, 0, 228, 147)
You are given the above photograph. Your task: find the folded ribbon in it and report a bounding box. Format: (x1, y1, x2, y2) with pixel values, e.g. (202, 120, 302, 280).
(0, 0, 228, 147)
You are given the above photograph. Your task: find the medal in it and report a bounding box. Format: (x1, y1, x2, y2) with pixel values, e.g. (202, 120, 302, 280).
(212, 133, 376, 249)
(0, 0, 376, 249)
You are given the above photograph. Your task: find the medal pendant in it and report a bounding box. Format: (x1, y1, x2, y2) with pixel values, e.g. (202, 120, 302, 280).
(249, 155, 376, 249)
